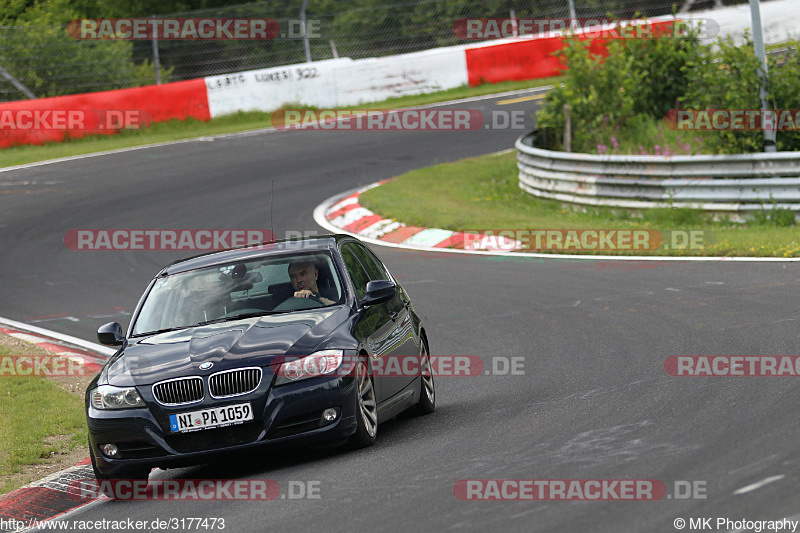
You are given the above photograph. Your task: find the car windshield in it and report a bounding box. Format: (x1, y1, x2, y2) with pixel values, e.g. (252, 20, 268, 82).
(131, 252, 343, 336)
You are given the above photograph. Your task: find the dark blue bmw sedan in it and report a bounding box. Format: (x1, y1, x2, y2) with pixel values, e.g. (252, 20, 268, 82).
(86, 235, 434, 481)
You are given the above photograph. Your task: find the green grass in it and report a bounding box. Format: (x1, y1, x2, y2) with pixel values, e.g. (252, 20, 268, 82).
(0, 342, 87, 494)
(358, 151, 800, 257)
(0, 77, 561, 169)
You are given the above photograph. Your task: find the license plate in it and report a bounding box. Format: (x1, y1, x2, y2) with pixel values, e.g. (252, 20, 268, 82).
(169, 403, 253, 433)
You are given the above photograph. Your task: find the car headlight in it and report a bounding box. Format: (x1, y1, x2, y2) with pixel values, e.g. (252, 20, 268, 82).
(91, 385, 145, 409)
(276, 350, 344, 385)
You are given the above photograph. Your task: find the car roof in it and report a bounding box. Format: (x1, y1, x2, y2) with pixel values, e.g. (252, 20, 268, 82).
(158, 234, 355, 276)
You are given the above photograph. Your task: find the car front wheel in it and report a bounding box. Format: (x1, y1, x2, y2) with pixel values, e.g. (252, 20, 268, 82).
(351, 358, 377, 447)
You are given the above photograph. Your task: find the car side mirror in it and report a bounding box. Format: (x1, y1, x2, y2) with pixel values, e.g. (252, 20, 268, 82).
(362, 280, 396, 306)
(97, 322, 124, 346)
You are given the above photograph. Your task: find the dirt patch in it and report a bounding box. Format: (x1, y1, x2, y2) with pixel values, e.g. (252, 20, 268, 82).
(3, 439, 90, 492)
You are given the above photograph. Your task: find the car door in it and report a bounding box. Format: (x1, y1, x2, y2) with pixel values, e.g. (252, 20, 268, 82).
(347, 242, 417, 399)
(340, 243, 395, 404)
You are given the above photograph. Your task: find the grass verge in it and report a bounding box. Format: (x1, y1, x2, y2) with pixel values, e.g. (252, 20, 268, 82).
(358, 151, 800, 257)
(0, 77, 561, 169)
(0, 333, 91, 494)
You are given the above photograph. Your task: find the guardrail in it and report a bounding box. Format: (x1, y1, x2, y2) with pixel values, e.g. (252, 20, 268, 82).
(515, 131, 800, 220)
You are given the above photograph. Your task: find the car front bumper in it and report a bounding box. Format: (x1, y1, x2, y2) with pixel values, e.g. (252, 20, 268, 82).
(88, 373, 358, 475)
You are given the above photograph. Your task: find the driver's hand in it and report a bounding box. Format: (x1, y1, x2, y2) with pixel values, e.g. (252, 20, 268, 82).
(294, 289, 314, 298)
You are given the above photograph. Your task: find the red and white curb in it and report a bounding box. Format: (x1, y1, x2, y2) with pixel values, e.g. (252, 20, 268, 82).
(313, 181, 800, 262)
(0, 461, 97, 533)
(0, 326, 107, 375)
(0, 319, 113, 532)
(319, 181, 521, 252)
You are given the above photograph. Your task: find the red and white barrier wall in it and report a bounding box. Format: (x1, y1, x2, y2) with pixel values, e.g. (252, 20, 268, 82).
(0, 79, 210, 149)
(0, 21, 674, 148)
(204, 44, 470, 115)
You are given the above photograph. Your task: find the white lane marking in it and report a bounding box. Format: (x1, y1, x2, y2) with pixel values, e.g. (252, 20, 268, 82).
(8, 332, 45, 344)
(313, 184, 800, 262)
(733, 475, 785, 495)
(30, 316, 80, 323)
(1, 86, 553, 173)
(0, 316, 115, 356)
(727, 454, 778, 476)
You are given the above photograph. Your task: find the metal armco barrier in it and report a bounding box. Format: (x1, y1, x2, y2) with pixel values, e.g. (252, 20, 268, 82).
(515, 131, 800, 218)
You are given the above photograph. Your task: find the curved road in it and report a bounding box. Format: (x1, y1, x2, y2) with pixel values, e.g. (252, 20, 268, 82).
(2, 90, 799, 532)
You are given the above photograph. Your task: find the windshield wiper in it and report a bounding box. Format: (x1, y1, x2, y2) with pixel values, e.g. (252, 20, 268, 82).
(193, 311, 282, 326)
(131, 326, 190, 338)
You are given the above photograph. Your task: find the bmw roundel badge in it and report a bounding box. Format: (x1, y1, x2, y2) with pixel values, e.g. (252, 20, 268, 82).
(199, 362, 214, 370)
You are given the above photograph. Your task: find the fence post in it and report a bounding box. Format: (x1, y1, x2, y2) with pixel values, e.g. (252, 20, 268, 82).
(0, 64, 36, 99)
(300, 0, 312, 62)
(151, 14, 161, 85)
(749, 0, 776, 152)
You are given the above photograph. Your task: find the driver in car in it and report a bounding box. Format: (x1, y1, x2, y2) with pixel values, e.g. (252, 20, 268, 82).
(288, 261, 335, 305)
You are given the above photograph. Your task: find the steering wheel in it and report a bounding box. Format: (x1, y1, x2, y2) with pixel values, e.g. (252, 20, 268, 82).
(272, 296, 324, 311)
(224, 308, 265, 317)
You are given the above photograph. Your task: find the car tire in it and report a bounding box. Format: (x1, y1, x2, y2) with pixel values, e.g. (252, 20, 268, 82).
(350, 358, 377, 448)
(412, 340, 435, 415)
(89, 440, 150, 485)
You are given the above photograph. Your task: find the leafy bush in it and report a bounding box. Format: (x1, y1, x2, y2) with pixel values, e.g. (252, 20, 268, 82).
(537, 21, 702, 152)
(669, 34, 800, 153)
(680, 34, 766, 154)
(538, 22, 800, 155)
(0, 9, 171, 99)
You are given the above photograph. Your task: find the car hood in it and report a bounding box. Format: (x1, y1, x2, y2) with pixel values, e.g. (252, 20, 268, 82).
(106, 307, 348, 387)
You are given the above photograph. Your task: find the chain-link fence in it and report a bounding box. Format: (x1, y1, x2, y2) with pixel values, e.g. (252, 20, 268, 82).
(0, 0, 750, 101)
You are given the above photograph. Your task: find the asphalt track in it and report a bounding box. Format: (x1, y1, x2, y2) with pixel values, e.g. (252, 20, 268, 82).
(2, 89, 800, 532)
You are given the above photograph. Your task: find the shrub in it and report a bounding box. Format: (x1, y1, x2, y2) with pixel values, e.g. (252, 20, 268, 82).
(537, 20, 702, 152)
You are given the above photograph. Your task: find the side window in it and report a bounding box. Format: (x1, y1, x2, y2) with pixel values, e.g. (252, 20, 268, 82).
(351, 244, 388, 281)
(341, 244, 371, 300)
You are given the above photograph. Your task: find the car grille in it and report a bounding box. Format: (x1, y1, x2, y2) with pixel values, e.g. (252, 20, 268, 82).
(152, 377, 204, 405)
(209, 367, 262, 398)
